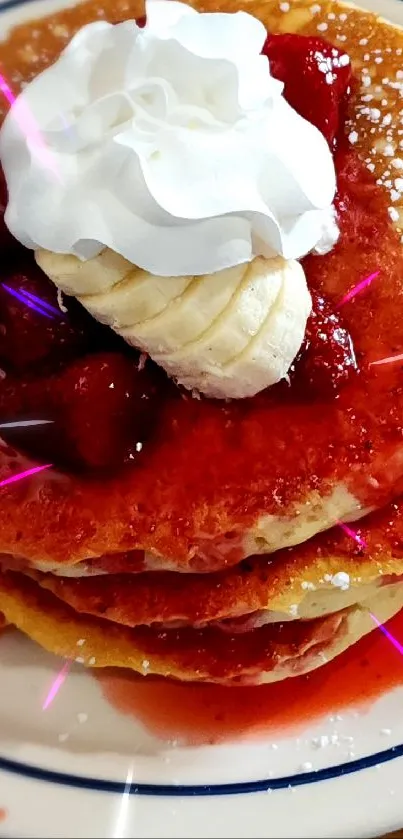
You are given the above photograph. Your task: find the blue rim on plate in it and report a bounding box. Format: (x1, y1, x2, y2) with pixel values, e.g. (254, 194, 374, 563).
(0, 744, 403, 796)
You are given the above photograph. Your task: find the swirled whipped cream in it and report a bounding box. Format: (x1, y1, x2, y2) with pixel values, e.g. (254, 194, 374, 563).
(0, 0, 338, 277)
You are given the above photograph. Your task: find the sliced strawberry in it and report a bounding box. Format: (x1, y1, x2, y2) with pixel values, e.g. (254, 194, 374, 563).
(262, 34, 352, 147)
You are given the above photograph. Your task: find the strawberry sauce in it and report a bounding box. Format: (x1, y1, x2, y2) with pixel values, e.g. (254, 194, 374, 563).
(96, 610, 403, 745)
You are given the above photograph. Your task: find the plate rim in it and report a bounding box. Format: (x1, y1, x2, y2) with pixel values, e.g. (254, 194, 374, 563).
(1, 0, 403, 833)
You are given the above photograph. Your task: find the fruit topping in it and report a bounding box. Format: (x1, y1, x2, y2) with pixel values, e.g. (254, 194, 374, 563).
(0, 352, 161, 471)
(291, 291, 357, 397)
(0, 255, 110, 374)
(263, 34, 352, 147)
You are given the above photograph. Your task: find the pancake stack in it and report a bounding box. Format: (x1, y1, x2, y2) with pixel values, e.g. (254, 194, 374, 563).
(1, 0, 403, 684)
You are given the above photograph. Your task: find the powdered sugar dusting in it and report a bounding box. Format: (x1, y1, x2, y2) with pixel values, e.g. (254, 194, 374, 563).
(345, 46, 403, 231)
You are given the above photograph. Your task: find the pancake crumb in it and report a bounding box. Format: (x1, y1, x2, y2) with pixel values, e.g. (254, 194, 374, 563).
(312, 734, 330, 748)
(300, 761, 313, 771)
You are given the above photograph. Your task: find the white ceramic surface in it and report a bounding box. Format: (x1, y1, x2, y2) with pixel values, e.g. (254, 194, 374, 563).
(1, 0, 403, 836)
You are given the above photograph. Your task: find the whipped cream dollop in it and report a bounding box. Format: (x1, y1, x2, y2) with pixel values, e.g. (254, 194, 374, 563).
(0, 0, 339, 276)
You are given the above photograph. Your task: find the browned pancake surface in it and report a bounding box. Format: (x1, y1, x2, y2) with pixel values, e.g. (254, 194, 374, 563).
(31, 498, 403, 627)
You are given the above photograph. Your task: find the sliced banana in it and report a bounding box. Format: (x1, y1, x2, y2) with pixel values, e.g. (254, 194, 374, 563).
(120, 264, 245, 355)
(176, 260, 311, 398)
(80, 269, 192, 329)
(35, 246, 312, 399)
(157, 257, 284, 376)
(36, 248, 133, 296)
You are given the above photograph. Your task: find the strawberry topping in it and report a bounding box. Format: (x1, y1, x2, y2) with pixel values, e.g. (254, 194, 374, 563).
(0, 352, 162, 471)
(262, 34, 352, 147)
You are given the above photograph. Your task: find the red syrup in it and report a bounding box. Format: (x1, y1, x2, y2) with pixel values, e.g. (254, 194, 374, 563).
(95, 609, 403, 746)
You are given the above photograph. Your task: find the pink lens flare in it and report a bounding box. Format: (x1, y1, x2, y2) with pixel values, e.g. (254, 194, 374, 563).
(338, 521, 367, 550)
(42, 661, 71, 710)
(0, 463, 52, 489)
(337, 271, 380, 308)
(2, 283, 60, 319)
(370, 612, 403, 656)
(369, 351, 403, 368)
(0, 73, 61, 181)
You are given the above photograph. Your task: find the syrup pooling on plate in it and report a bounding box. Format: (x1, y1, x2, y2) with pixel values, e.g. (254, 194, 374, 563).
(95, 605, 403, 745)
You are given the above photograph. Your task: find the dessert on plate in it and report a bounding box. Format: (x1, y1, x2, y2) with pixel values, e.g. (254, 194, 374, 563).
(0, 0, 403, 683)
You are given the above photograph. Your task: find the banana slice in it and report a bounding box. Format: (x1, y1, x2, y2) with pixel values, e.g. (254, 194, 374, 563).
(80, 269, 193, 329)
(176, 260, 311, 398)
(35, 246, 311, 399)
(120, 264, 246, 355)
(157, 257, 284, 376)
(36, 248, 133, 296)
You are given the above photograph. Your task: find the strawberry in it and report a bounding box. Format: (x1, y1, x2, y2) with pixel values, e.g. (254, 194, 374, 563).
(0, 352, 161, 471)
(0, 255, 108, 373)
(53, 352, 159, 469)
(291, 292, 357, 396)
(262, 34, 352, 147)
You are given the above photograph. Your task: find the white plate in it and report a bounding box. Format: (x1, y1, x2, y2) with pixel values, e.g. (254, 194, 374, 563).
(1, 0, 403, 836)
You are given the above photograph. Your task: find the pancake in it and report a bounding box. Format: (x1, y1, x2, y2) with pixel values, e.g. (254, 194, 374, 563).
(26, 500, 403, 630)
(0, 0, 402, 573)
(2, 496, 403, 683)
(1, 0, 403, 684)
(1, 568, 403, 684)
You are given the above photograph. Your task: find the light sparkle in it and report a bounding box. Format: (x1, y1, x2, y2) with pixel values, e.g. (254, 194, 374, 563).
(338, 521, 367, 550)
(0, 420, 53, 429)
(42, 661, 71, 710)
(2, 283, 60, 320)
(0, 72, 61, 180)
(0, 463, 52, 489)
(370, 351, 403, 368)
(370, 612, 403, 656)
(337, 271, 380, 308)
